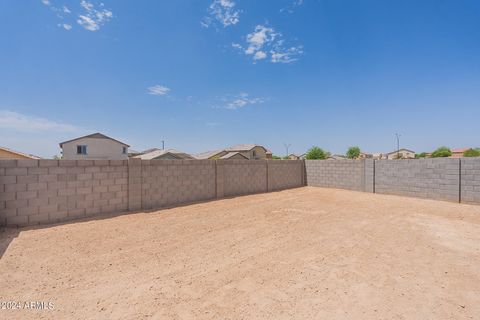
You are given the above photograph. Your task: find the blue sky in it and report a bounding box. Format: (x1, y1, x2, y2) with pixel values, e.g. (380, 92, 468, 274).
(1, 0, 479, 158)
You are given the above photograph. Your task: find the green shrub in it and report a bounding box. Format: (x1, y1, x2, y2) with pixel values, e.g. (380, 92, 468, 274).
(463, 148, 480, 157)
(346, 146, 361, 159)
(415, 152, 427, 158)
(431, 147, 452, 158)
(272, 155, 282, 160)
(305, 146, 328, 160)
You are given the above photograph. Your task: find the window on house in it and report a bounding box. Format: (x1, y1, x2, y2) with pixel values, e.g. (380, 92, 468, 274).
(76, 145, 87, 155)
(123, 146, 127, 154)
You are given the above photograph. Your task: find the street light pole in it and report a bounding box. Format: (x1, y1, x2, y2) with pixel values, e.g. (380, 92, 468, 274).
(283, 143, 291, 158)
(395, 133, 401, 159)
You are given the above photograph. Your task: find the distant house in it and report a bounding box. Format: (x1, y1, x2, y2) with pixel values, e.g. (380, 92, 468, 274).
(218, 152, 249, 160)
(327, 154, 347, 160)
(127, 149, 142, 157)
(0, 146, 41, 159)
(288, 154, 301, 160)
(359, 152, 373, 159)
(450, 148, 470, 158)
(60, 133, 129, 160)
(134, 149, 195, 160)
(386, 148, 415, 160)
(372, 153, 387, 160)
(195, 144, 272, 160)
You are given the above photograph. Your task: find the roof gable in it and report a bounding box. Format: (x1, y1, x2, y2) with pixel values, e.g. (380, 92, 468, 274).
(59, 133, 130, 147)
(134, 149, 194, 160)
(387, 148, 415, 155)
(0, 146, 42, 159)
(194, 150, 224, 160)
(225, 144, 268, 153)
(219, 152, 248, 159)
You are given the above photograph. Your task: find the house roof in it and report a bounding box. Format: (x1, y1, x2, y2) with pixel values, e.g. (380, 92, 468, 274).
(195, 144, 272, 159)
(219, 152, 248, 160)
(134, 149, 194, 160)
(0, 146, 42, 159)
(327, 154, 346, 160)
(59, 133, 130, 148)
(451, 148, 470, 153)
(194, 150, 224, 160)
(225, 144, 271, 153)
(387, 148, 415, 155)
(141, 148, 161, 154)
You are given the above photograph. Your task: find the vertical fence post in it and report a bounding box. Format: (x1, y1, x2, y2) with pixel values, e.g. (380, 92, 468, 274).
(459, 158, 462, 203)
(266, 160, 269, 192)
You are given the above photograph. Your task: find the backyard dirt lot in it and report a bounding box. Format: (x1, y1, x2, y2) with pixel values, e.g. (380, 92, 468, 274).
(1, 187, 480, 319)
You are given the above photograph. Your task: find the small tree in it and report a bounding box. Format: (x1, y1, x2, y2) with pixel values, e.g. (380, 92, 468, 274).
(463, 148, 480, 157)
(272, 155, 282, 160)
(431, 147, 452, 158)
(415, 152, 428, 158)
(346, 146, 361, 159)
(305, 146, 328, 160)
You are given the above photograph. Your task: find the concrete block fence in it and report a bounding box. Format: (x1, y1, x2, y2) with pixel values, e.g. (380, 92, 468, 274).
(306, 158, 480, 205)
(2, 158, 479, 227)
(0, 159, 305, 227)
(305, 159, 371, 192)
(375, 158, 460, 202)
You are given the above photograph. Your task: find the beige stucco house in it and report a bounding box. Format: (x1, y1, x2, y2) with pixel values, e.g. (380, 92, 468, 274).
(134, 149, 195, 160)
(218, 152, 248, 160)
(195, 144, 272, 160)
(0, 146, 41, 159)
(386, 148, 415, 160)
(60, 133, 129, 160)
(450, 148, 470, 158)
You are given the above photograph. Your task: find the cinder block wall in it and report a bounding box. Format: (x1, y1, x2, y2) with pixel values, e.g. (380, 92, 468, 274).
(1, 159, 305, 227)
(305, 160, 368, 191)
(0, 159, 128, 227)
(141, 160, 216, 210)
(267, 160, 304, 191)
(375, 159, 460, 202)
(219, 160, 268, 197)
(461, 158, 480, 205)
(305, 158, 480, 205)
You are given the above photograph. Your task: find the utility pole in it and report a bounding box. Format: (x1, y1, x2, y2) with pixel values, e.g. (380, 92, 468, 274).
(395, 133, 401, 159)
(162, 140, 165, 150)
(283, 143, 291, 158)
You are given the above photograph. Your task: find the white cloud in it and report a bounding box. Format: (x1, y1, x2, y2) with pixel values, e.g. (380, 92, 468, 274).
(40, 0, 112, 32)
(280, 0, 304, 13)
(77, 15, 99, 31)
(0, 110, 81, 132)
(80, 0, 94, 11)
(77, 1, 113, 32)
(147, 85, 171, 96)
(271, 46, 303, 63)
(245, 25, 277, 54)
(58, 23, 72, 30)
(202, 0, 240, 28)
(234, 25, 303, 64)
(214, 93, 265, 110)
(254, 51, 267, 60)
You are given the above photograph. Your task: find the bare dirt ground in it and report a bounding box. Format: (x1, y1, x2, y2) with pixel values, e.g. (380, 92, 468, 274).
(1, 187, 480, 320)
